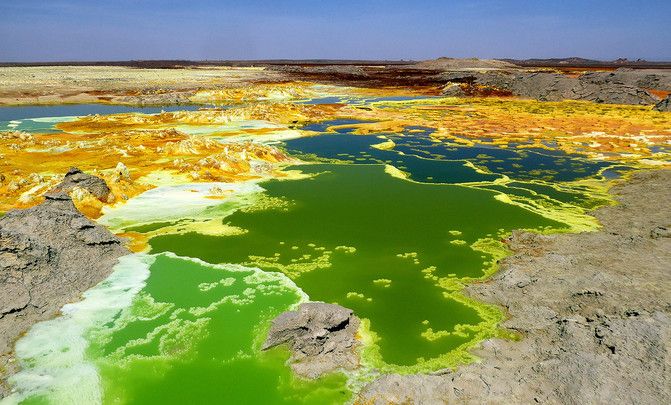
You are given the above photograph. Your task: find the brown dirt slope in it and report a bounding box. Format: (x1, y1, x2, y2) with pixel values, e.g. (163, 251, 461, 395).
(414, 57, 517, 70)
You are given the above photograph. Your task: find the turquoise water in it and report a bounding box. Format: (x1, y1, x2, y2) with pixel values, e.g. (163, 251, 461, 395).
(0, 104, 204, 134)
(0, 104, 202, 121)
(286, 121, 610, 183)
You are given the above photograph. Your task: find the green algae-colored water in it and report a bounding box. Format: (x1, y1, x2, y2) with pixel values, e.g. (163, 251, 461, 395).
(4, 106, 615, 405)
(150, 163, 562, 369)
(94, 255, 350, 405)
(7, 254, 348, 405)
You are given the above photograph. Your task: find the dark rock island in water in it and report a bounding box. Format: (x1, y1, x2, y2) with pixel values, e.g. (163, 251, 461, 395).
(263, 302, 360, 379)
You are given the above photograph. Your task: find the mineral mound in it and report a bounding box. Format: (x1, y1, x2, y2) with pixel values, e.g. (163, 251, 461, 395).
(52, 166, 112, 201)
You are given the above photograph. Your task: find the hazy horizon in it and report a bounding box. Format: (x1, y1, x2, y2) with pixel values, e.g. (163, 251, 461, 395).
(1, 0, 670, 63)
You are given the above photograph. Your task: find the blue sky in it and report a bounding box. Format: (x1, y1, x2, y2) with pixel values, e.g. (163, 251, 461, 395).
(0, 0, 669, 61)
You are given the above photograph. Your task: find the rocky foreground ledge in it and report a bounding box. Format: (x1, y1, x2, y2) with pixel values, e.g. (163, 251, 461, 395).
(356, 169, 671, 404)
(0, 180, 128, 396)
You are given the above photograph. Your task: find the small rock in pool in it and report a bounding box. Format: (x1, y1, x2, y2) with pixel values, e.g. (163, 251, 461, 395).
(263, 302, 361, 379)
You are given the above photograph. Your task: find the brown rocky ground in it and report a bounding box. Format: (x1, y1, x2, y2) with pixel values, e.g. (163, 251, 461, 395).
(0, 66, 284, 105)
(357, 169, 671, 404)
(3, 62, 670, 107)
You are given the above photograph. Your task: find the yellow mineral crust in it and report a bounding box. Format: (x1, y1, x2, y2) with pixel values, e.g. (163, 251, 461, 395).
(3, 85, 670, 215)
(0, 127, 292, 214)
(190, 81, 319, 103)
(55, 103, 349, 134)
(190, 81, 438, 105)
(333, 98, 671, 161)
(55, 89, 671, 166)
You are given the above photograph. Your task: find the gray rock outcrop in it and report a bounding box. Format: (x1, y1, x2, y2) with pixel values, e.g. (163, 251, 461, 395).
(263, 302, 360, 379)
(52, 167, 112, 201)
(654, 95, 671, 112)
(0, 192, 128, 396)
(441, 83, 467, 97)
(586, 68, 671, 91)
(439, 70, 660, 105)
(268, 61, 671, 107)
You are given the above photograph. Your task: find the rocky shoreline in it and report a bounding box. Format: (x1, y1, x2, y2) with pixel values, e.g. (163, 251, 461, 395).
(356, 169, 671, 404)
(0, 173, 129, 397)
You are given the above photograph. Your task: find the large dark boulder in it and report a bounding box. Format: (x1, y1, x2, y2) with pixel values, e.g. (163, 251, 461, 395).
(52, 167, 112, 201)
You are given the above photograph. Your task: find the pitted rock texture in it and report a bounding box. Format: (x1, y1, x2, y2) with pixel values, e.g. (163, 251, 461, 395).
(263, 302, 360, 379)
(357, 170, 671, 405)
(52, 167, 112, 201)
(0, 192, 128, 396)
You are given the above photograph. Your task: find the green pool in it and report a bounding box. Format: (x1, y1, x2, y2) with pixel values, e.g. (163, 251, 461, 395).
(5, 114, 614, 405)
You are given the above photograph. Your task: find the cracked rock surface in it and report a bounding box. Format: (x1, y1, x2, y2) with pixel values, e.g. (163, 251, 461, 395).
(357, 169, 671, 405)
(263, 302, 360, 379)
(0, 192, 128, 396)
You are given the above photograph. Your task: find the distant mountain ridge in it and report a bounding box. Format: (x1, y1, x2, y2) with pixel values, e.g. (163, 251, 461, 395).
(1, 57, 670, 70)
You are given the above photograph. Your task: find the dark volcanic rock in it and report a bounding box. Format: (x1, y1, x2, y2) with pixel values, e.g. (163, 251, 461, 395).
(0, 192, 128, 395)
(267, 62, 670, 104)
(52, 167, 112, 201)
(654, 95, 671, 112)
(263, 302, 360, 378)
(586, 68, 671, 91)
(439, 70, 659, 105)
